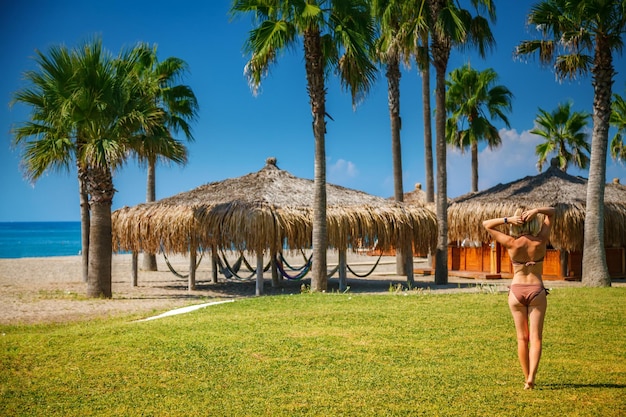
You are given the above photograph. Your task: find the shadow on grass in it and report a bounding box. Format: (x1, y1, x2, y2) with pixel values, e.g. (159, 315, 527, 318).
(542, 383, 626, 390)
(154, 276, 505, 297)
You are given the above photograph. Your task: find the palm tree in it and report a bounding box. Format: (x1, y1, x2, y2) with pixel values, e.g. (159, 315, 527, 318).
(516, 1, 626, 287)
(610, 89, 626, 162)
(427, 0, 496, 284)
(404, 0, 435, 204)
(445, 64, 512, 192)
(10, 45, 94, 284)
(530, 101, 591, 173)
(132, 45, 199, 271)
(12, 38, 162, 298)
(379, 0, 434, 206)
(371, 0, 424, 278)
(417, 31, 435, 203)
(78, 41, 164, 298)
(231, 0, 376, 292)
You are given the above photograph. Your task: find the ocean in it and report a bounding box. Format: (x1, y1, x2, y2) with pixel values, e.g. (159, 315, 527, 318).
(0, 222, 82, 258)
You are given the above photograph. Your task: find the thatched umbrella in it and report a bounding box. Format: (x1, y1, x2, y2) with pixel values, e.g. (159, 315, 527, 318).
(381, 183, 434, 259)
(402, 183, 428, 204)
(448, 161, 626, 252)
(112, 157, 437, 293)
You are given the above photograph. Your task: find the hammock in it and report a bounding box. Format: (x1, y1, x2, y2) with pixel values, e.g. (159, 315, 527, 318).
(218, 250, 272, 280)
(239, 251, 273, 273)
(161, 246, 204, 279)
(161, 245, 383, 281)
(277, 251, 382, 279)
(276, 255, 312, 280)
(217, 252, 255, 280)
(277, 252, 313, 272)
(327, 264, 339, 278)
(218, 254, 243, 279)
(275, 254, 340, 280)
(278, 250, 311, 271)
(345, 252, 384, 278)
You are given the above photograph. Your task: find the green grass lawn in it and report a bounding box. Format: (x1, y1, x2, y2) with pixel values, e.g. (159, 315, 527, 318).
(1, 287, 625, 416)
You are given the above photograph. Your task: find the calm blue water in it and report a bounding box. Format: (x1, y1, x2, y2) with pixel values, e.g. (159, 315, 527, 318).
(0, 222, 82, 258)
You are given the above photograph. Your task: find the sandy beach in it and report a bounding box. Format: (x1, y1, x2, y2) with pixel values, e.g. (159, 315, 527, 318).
(0, 251, 614, 325)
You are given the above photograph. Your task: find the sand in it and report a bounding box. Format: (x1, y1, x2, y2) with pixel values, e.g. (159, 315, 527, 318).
(0, 251, 611, 325)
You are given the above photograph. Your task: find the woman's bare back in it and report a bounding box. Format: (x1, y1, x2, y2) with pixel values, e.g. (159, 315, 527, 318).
(508, 235, 546, 263)
(508, 235, 547, 282)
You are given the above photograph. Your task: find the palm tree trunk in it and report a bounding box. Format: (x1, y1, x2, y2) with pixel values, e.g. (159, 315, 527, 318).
(429, 0, 450, 285)
(582, 42, 612, 287)
(142, 159, 158, 271)
(471, 141, 479, 192)
(420, 34, 434, 204)
(434, 65, 449, 285)
(86, 166, 114, 298)
(304, 27, 328, 292)
(387, 56, 407, 275)
(78, 163, 90, 283)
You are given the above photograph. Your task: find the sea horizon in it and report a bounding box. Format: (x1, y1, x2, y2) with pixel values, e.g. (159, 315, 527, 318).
(0, 221, 82, 259)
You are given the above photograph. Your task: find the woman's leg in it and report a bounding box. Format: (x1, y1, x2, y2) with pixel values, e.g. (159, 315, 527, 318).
(508, 291, 530, 385)
(526, 290, 547, 389)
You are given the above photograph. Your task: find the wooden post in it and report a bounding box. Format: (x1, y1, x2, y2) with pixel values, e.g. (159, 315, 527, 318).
(338, 249, 347, 292)
(211, 245, 218, 283)
(271, 248, 279, 287)
(489, 241, 497, 274)
(256, 251, 264, 296)
(405, 248, 414, 287)
(131, 251, 138, 287)
(188, 241, 196, 291)
(560, 250, 569, 279)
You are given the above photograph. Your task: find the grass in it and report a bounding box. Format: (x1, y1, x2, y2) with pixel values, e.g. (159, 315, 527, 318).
(1, 287, 625, 416)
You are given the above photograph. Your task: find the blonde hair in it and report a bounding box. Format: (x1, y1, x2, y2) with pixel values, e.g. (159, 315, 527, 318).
(509, 208, 542, 237)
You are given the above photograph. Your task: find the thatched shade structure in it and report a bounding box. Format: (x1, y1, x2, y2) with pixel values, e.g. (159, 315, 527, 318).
(113, 157, 437, 255)
(446, 161, 626, 280)
(377, 183, 433, 258)
(449, 165, 626, 250)
(112, 158, 437, 293)
(403, 183, 428, 204)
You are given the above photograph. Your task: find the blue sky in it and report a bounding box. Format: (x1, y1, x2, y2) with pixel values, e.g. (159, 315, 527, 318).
(1, 1, 625, 222)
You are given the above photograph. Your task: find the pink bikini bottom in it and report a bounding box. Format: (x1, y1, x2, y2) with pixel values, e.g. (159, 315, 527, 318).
(509, 284, 548, 307)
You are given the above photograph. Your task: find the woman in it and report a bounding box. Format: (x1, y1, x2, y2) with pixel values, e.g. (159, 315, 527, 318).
(483, 206, 555, 390)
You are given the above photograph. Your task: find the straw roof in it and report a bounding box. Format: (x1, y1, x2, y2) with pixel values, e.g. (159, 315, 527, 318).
(112, 157, 437, 255)
(402, 183, 427, 204)
(448, 162, 626, 251)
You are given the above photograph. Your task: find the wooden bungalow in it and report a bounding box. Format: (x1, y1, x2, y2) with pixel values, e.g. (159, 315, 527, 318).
(112, 157, 437, 294)
(446, 163, 626, 281)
